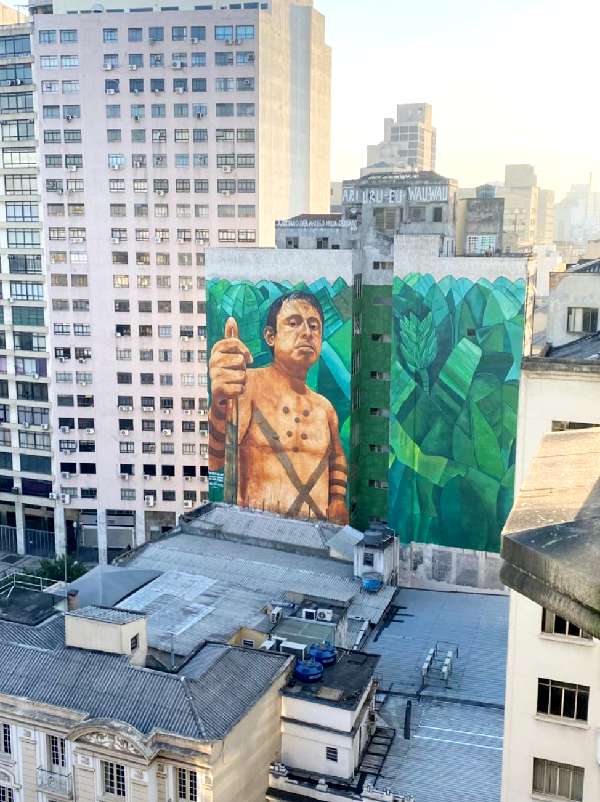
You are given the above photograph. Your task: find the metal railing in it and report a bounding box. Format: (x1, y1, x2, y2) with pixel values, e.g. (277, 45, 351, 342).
(36, 767, 73, 798)
(25, 527, 55, 557)
(0, 572, 57, 597)
(0, 525, 17, 554)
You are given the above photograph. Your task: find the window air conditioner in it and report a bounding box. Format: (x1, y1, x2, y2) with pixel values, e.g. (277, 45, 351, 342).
(161, 429, 172, 436)
(142, 406, 153, 412)
(120, 429, 130, 436)
(60, 493, 71, 504)
(22, 421, 30, 428)
(60, 425, 71, 433)
(41, 424, 49, 431)
(85, 428, 95, 434)
(184, 475, 193, 481)
(222, 165, 232, 173)
(49, 492, 57, 500)
(175, 87, 184, 94)
(61, 471, 71, 479)
(103, 64, 113, 70)
(145, 495, 155, 506)
(129, 64, 138, 71)
(120, 472, 130, 480)
(183, 500, 193, 509)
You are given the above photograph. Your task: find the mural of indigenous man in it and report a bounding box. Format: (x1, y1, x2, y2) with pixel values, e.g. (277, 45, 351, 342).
(208, 290, 349, 524)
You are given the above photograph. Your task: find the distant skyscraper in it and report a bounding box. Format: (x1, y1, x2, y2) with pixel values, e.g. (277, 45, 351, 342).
(363, 102, 436, 175)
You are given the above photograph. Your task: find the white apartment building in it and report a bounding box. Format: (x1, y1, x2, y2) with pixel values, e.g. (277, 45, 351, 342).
(0, 17, 61, 560)
(363, 102, 436, 176)
(25, 0, 330, 561)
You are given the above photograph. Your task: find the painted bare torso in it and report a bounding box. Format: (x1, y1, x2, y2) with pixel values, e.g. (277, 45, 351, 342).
(237, 366, 334, 519)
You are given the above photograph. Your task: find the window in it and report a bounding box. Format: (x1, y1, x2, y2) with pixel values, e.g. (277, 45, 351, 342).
(567, 307, 598, 334)
(172, 25, 187, 41)
(103, 28, 118, 43)
(236, 24, 254, 41)
(49, 735, 66, 768)
(177, 768, 197, 802)
(363, 552, 374, 567)
(537, 678, 589, 722)
(130, 634, 139, 651)
(214, 25, 233, 41)
(325, 747, 338, 763)
(216, 103, 234, 117)
(149, 26, 164, 42)
(541, 609, 592, 639)
(1, 723, 10, 755)
(128, 28, 143, 42)
(101, 760, 125, 796)
(532, 758, 584, 801)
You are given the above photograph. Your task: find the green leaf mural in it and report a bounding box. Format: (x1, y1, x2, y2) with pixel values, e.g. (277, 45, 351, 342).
(390, 273, 526, 553)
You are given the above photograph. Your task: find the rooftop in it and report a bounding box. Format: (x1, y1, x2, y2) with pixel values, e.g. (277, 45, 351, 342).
(544, 331, 600, 362)
(567, 258, 600, 273)
(67, 606, 145, 625)
(113, 507, 395, 656)
(0, 623, 290, 741)
(501, 428, 600, 638)
(364, 588, 508, 801)
(343, 170, 452, 188)
(282, 650, 379, 710)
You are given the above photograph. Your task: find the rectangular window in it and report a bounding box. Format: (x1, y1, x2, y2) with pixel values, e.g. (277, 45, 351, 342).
(567, 307, 598, 334)
(541, 609, 592, 639)
(532, 758, 584, 801)
(1, 723, 10, 755)
(537, 678, 589, 722)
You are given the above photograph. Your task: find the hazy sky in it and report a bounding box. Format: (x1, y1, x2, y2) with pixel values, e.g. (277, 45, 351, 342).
(314, 0, 599, 199)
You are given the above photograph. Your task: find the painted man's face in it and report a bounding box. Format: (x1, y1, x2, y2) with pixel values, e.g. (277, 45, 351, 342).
(265, 298, 323, 371)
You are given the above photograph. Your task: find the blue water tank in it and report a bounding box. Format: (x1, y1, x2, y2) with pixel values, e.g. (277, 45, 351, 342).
(362, 572, 383, 593)
(307, 641, 337, 666)
(294, 658, 324, 683)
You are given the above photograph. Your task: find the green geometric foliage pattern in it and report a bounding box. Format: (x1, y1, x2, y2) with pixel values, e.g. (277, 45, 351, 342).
(207, 277, 352, 500)
(389, 273, 526, 553)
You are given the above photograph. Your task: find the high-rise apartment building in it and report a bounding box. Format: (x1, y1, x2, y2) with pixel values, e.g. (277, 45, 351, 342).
(364, 103, 436, 176)
(0, 16, 60, 558)
(4, 0, 330, 562)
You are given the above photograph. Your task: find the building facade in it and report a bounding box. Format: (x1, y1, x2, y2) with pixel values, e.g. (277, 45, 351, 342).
(206, 170, 536, 590)
(0, 19, 58, 558)
(364, 103, 436, 176)
(9, 0, 331, 561)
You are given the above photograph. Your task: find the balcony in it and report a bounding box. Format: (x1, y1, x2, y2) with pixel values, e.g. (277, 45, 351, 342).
(37, 767, 73, 798)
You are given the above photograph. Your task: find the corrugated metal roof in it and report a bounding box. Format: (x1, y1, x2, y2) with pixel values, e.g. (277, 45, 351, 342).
(68, 606, 144, 625)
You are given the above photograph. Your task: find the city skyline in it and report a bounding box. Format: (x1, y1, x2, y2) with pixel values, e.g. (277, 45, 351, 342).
(316, 0, 600, 199)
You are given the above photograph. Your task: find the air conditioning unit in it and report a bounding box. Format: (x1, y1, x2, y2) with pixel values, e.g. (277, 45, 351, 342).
(177, 237, 186, 244)
(133, 160, 144, 168)
(61, 449, 74, 455)
(60, 425, 71, 433)
(49, 492, 57, 500)
(41, 424, 49, 431)
(302, 609, 317, 621)
(199, 409, 207, 416)
(153, 88, 162, 94)
(145, 495, 155, 507)
(183, 500, 193, 509)
(85, 427, 95, 435)
(29, 373, 39, 380)
(129, 64, 138, 71)
(133, 115, 141, 123)
(116, 332, 122, 337)
(161, 429, 172, 436)
(184, 409, 192, 416)
(280, 641, 307, 660)
(225, 38, 234, 45)
(21, 421, 30, 429)
(132, 89, 140, 95)
(78, 358, 86, 364)
(162, 474, 171, 480)
(119, 405, 133, 412)
(221, 190, 231, 196)
(68, 164, 78, 172)
(162, 408, 171, 414)
(192, 37, 200, 44)
(180, 336, 189, 342)
(157, 190, 166, 196)
(142, 406, 153, 412)
(196, 111, 205, 118)
(65, 115, 73, 122)
(106, 88, 115, 95)
(144, 474, 152, 481)
(172, 61, 183, 69)
(111, 164, 122, 171)
(317, 608, 333, 622)
(56, 188, 64, 195)
(78, 380, 88, 387)
(103, 64, 113, 71)
(60, 493, 71, 504)
(120, 472, 130, 480)
(175, 87, 184, 94)
(270, 606, 283, 624)
(222, 165, 232, 173)
(111, 236, 120, 243)
(61, 471, 71, 479)
(184, 475, 193, 481)
(120, 429, 130, 436)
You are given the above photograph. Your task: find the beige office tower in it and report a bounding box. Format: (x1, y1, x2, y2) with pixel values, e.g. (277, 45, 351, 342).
(364, 102, 436, 175)
(27, 0, 331, 561)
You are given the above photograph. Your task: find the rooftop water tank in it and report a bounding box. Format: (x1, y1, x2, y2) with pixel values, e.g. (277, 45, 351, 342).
(307, 641, 337, 666)
(363, 523, 395, 549)
(362, 572, 383, 593)
(294, 658, 324, 684)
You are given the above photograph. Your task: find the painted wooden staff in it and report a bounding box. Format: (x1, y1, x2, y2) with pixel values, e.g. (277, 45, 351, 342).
(223, 316, 239, 505)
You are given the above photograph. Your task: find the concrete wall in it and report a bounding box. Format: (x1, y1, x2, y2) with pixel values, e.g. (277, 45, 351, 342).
(547, 273, 600, 346)
(502, 592, 600, 802)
